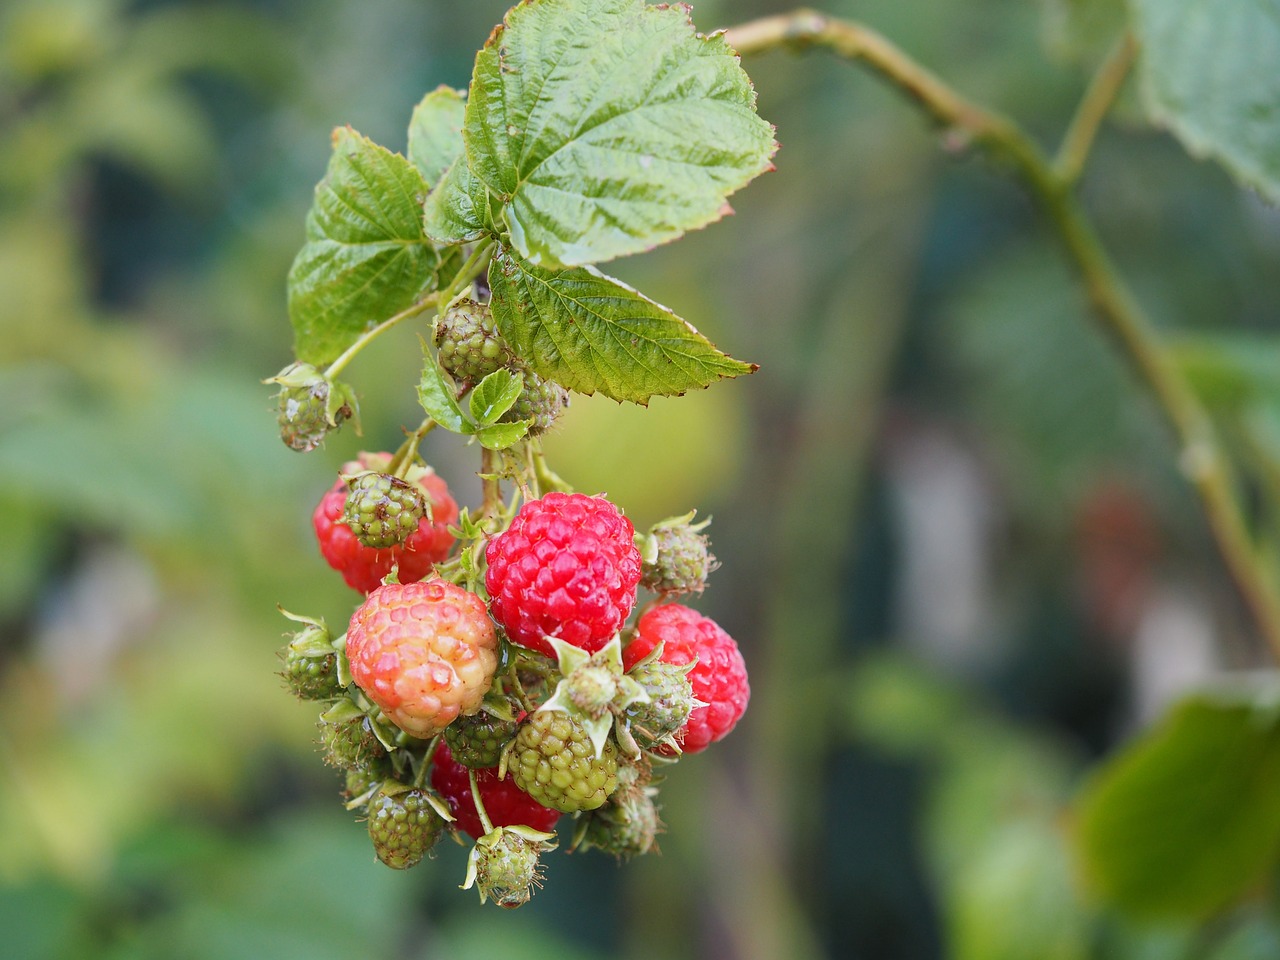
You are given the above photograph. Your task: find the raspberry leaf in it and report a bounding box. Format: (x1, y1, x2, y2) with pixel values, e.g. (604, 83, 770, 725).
(488, 250, 756, 404)
(469, 369, 523, 427)
(288, 127, 440, 365)
(422, 154, 503, 246)
(417, 342, 467, 433)
(463, 0, 777, 268)
(407, 86, 466, 190)
(1133, 0, 1280, 202)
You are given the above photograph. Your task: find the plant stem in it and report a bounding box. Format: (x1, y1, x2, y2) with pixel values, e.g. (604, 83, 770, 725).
(724, 10, 1280, 658)
(1054, 32, 1138, 184)
(469, 768, 496, 835)
(438, 239, 496, 314)
(388, 419, 438, 477)
(324, 295, 439, 380)
(480, 446, 503, 520)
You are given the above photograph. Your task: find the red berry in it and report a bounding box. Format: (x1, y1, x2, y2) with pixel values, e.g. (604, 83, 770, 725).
(624, 604, 749, 754)
(430, 742, 560, 839)
(314, 452, 458, 594)
(346, 580, 499, 739)
(485, 492, 641, 657)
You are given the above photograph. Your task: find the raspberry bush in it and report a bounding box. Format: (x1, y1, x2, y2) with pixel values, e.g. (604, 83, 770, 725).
(267, 0, 766, 906)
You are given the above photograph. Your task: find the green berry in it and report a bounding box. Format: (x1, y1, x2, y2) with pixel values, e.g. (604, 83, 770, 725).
(509, 710, 618, 813)
(640, 514, 716, 596)
(367, 784, 444, 870)
(268, 362, 356, 452)
(436, 299, 509, 383)
(279, 611, 341, 701)
(502, 369, 569, 435)
(344, 755, 392, 804)
(443, 704, 520, 769)
(623, 659, 695, 750)
(580, 788, 661, 860)
(342, 471, 427, 549)
(317, 702, 385, 770)
(469, 829, 552, 908)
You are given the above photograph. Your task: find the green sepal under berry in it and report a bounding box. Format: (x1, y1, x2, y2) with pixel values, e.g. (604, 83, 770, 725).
(638, 511, 717, 596)
(267, 361, 359, 452)
(507, 709, 620, 813)
(573, 785, 661, 860)
(541, 635, 648, 760)
(278, 607, 343, 700)
(342, 471, 427, 549)
(367, 781, 447, 870)
(463, 825, 557, 908)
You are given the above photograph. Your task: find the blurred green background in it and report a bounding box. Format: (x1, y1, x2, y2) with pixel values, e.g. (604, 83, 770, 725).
(3, 0, 1280, 957)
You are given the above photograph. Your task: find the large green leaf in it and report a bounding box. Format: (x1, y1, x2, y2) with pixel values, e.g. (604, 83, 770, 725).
(463, 0, 777, 268)
(1074, 695, 1280, 918)
(407, 85, 466, 190)
(421, 153, 501, 246)
(487, 250, 756, 404)
(1132, 0, 1280, 202)
(288, 127, 439, 365)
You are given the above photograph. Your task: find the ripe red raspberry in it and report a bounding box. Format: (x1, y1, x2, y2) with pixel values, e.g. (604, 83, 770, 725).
(430, 742, 560, 839)
(313, 452, 458, 594)
(485, 492, 641, 657)
(346, 580, 499, 739)
(623, 604, 749, 754)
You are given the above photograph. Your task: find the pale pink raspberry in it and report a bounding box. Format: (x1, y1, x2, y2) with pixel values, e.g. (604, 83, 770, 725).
(346, 579, 498, 738)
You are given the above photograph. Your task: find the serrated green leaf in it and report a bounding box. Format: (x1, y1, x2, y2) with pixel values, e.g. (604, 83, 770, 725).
(475, 421, 531, 450)
(463, 0, 777, 268)
(1074, 696, 1280, 919)
(488, 250, 756, 404)
(407, 86, 466, 190)
(1132, 0, 1280, 203)
(422, 154, 501, 246)
(288, 127, 439, 365)
(468, 368, 522, 426)
(416, 342, 467, 434)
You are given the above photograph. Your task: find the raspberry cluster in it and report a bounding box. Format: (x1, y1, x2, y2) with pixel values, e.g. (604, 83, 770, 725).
(271, 276, 748, 909)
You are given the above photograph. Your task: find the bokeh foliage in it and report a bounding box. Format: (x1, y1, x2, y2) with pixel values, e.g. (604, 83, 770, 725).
(3, 0, 1280, 957)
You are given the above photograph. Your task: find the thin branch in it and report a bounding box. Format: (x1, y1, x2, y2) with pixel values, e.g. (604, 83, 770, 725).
(724, 10, 1280, 658)
(1055, 32, 1139, 184)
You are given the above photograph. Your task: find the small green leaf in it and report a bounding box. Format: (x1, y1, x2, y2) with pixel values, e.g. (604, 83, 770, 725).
(1171, 334, 1280, 413)
(288, 127, 439, 365)
(407, 86, 466, 190)
(468, 369, 523, 426)
(422, 154, 501, 246)
(1040, 0, 1128, 65)
(488, 250, 756, 404)
(416, 341, 467, 434)
(464, 0, 777, 267)
(1132, 0, 1280, 202)
(1074, 695, 1280, 918)
(475, 421, 531, 450)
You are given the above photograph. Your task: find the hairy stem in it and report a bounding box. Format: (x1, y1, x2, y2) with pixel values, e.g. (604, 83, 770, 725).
(324, 295, 439, 379)
(724, 10, 1280, 658)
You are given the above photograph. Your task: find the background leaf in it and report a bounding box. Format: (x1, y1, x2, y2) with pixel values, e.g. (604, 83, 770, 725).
(463, 0, 776, 267)
(288, 127, 439, 365)
(487, 250, 756, 404)
(1132, 0, 1280, 202)
(407, 85, 466, 189)
(1074, 695, 1280, 918)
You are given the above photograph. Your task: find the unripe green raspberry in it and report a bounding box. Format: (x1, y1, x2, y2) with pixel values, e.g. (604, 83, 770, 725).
(443, 702, 520, 769)
(623, 659, 695, 750)
(509, 710, 618, 813)
(436, 299, 510, 383)
(317, 701, 386, 770)
(342, 472, 427, 549)
(344, 756, 392, 803)
(470, 829, 551, 908)
(279, 612, 341, 701)
(367, 784, 445, 869)
(640, 514, 716, 596)
(268, 362, 356, 452)
(580, 788, 661, 860)
(501, 368, 569, 435)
